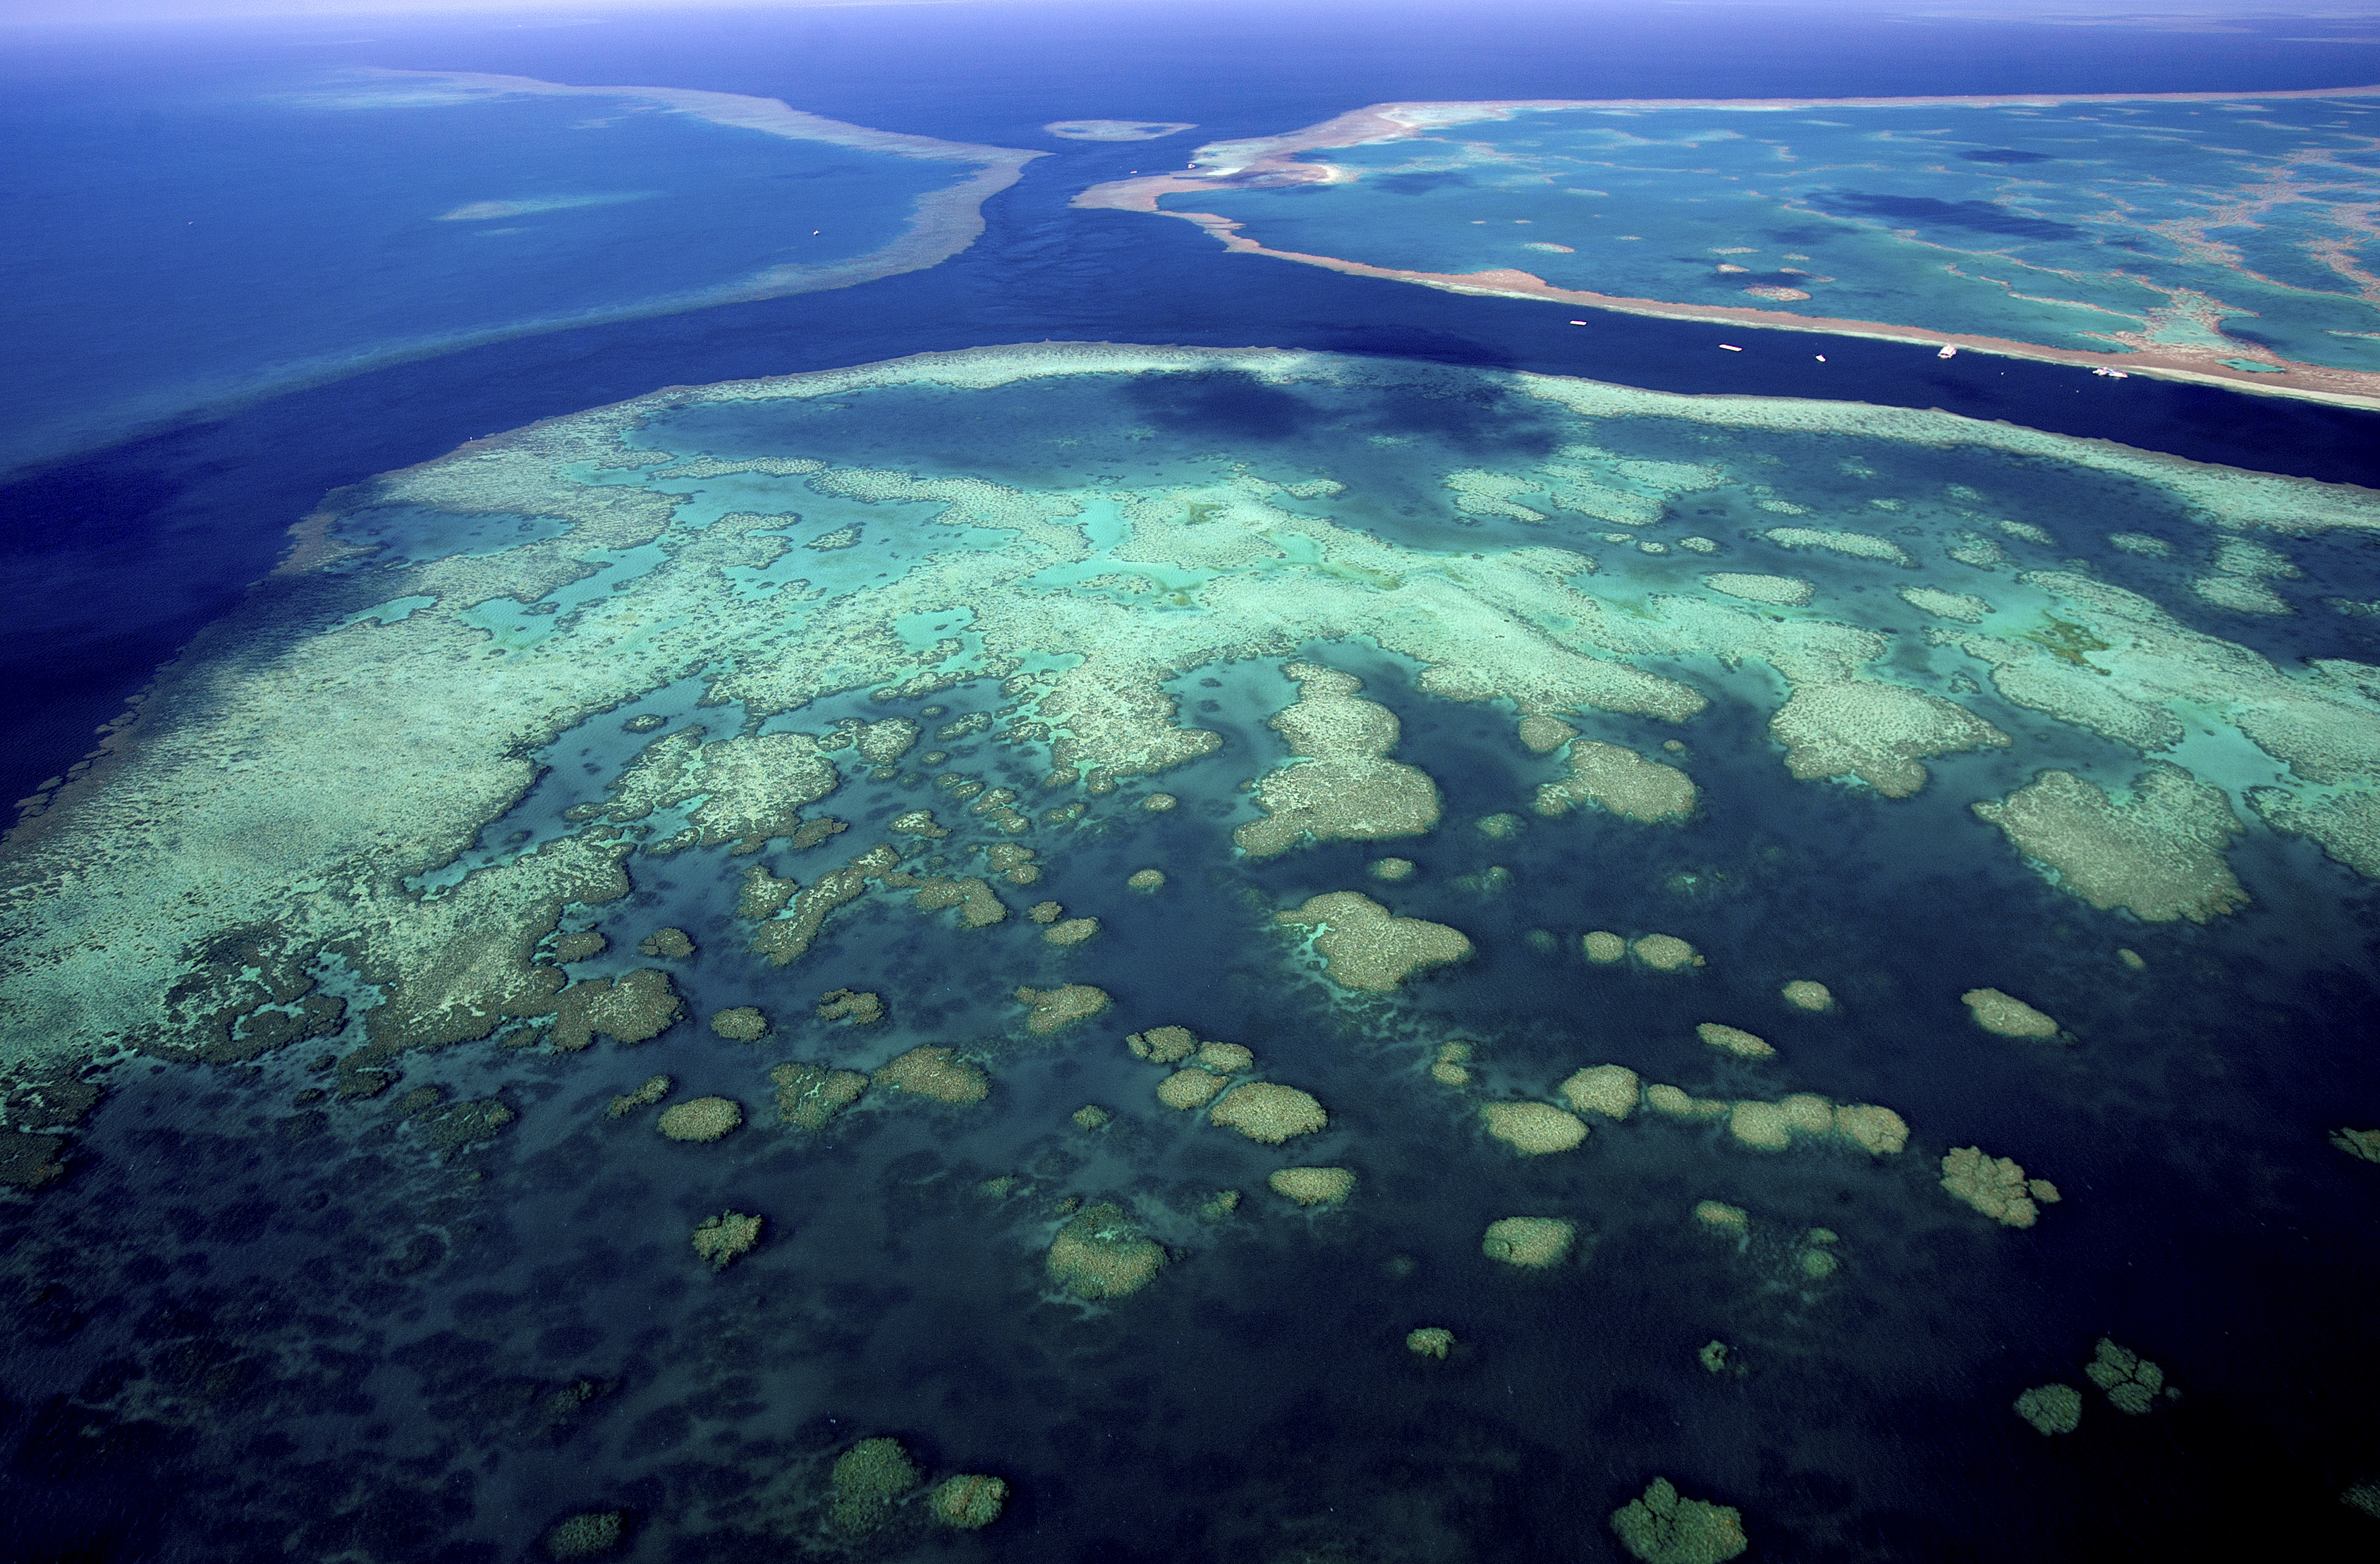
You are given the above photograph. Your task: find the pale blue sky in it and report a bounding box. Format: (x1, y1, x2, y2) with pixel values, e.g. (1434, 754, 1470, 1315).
(14, 0, 2380, 25)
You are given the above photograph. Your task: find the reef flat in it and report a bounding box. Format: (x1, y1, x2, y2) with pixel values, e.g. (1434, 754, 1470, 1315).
(1080, 88, 2380, 407)
(6, 343, 2380, 1560)
(11, 342, 2376, 1066)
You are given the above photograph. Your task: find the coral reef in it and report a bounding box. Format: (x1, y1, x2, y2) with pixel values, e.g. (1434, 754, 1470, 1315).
(2333, 1128, 2380, 1162)
(1128, 869, 1166, 891)
(1831, 1104, 1910, 1155)
(1941, 1145, 2049, 1226)
(1932, 570, 2380, 879)
(874, 1046, 989, 1104)
(1645, 1085, 1731, 1120)
(1157, 1068, 1230, 1110)
(1975, 765, 2247, 922)
(637, 927, 695, 958)
(1780, 979, 1833, 1013)
(912, 875, 1008, 927)
(829, 1436, 922, 1532)
(1702, 573, 1814, 606)
(1210, 1082, 1329, 1142)
(547, 968, 683, 1051)
(1536, 740, 1697, 824)
(1583, 931, 1628, 964)
(1407, 1326, 1455, 1359)
(1369, 857, 1416, 882)
(18, 345, 2372, 1111)
(771, 1062, 868, 1130)
(1015, 984, 1111, 1034)
(609, 728, 841, 852)
(545, 1511, 625, 1559)
(1962, 988, 2061, 1039)
(1769, 678, 2008, 798)
(853, 717, 922, 766)
(1727, 1101, 1793, 1150)
(1044, 917, 1101, 946)
(657, 1096, 743, 1142)
(1696, 1023, 1774, 1060)
(1197, 1041, 1253, 1073)
(1431, 1039, 1474, 1087)
(1518, 714, 1577, 752)
(1046, 1202, 1166, 1297)
(2193, 538, 2302, 615)
(1609, 1478, 1748, 1564)
(1071, 1104, 1111, 1130)
(1235, 663, 1443, 857)
(1761, 527, 1912, 566)
(1278, 891, 1472, 991)
(1632, 934, 1703, 972)
(1027, 900, 1063, 924)
(2015, 1383, 2083, 1435)
(1269, 1166, 1356, 1205)
(709, 1006, 769, 1041)
(691, 1211, 762, 1271)
(1561, 1065, 1641, 1120)
(985, 843, 1041, 885)
(816, 989, 884, 1025)
(1695, 1200, 1750, 1235)
(929, 1474, 1009, 1529)
(1482, 1101, 1589, 1154)
(2087, 1339, 2171, 1414)
(750, 848, 899, 965)
(1127, 1025, 1197, 1063)
(604, 1075, 670, 1118)
(1482, 1216, 1575, 1268)
(1900, 587, 1991, 623)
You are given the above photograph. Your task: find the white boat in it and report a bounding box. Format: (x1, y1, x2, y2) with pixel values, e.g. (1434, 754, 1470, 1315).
(1937, 346, 1958, 360)
(1721, 343, 1743, 353)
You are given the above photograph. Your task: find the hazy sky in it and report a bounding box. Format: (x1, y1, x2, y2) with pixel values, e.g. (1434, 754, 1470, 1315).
(16, 0, 2380, 24)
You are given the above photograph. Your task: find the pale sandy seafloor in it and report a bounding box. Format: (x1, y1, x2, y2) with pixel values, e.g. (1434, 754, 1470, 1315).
(5, 346, 2380, 1560)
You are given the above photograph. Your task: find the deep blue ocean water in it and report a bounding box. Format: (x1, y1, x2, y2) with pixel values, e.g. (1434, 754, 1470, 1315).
(5, 6, 2380, 1563)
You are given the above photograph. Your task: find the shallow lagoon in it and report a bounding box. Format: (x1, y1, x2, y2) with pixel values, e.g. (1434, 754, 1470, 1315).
(6, 346, 2380, 1560)
(1165, 93, 2380, 374)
